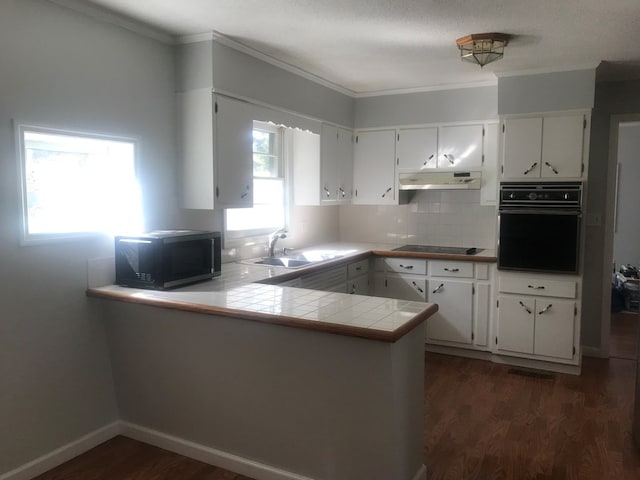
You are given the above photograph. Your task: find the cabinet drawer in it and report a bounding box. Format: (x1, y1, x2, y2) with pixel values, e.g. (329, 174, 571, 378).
(384, 258, 427, 275)
(348, 259, 370, 278)
(429, 260, 473, 278)
(498, 276, 577, 298)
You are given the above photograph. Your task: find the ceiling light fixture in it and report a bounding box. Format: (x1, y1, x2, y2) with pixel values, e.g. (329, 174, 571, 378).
(456, 33, 510, 68)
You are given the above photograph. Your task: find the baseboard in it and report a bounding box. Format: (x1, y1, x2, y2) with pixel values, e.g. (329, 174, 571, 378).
(120, 422, 315, 480)
(581, 345, 603, 357)
(412, 464, 427, 480)
(0, 422, 120, 480)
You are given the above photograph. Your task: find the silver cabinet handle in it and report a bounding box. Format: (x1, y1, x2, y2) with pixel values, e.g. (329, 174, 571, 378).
(381, 187, 392, 198)
(424, 154, 435, 166)
(538, 304, 553, 315)
(339, 187, 346, 197)
(523, 162, 538, 175)
(519, 301, 532, 314)
(544, 162, 559, 174)
(399, 264, 414, 270)
(527, 285, 545, 290)
(444, 268, 460, 272)
(241, 184, 250, 199)
(323, 186, 331, 197)
(412, 281, 424, 293)
(432, 283, 444, 294)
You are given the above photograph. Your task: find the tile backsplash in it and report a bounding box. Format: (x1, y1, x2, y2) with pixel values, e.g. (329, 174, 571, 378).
(339, 190, 497, 248)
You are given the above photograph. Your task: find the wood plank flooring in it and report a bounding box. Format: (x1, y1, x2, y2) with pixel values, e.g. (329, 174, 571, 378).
(33, 352, 640, 480)
(425, 353, 640, 480)
(31, 435, 254, 480)
(610, 311, 639, 360)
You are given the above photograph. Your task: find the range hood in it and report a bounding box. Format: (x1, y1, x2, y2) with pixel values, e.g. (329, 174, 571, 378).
(398, 171, 482, 190)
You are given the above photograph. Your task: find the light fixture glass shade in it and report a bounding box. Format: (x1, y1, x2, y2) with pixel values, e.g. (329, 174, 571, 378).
(456, 33, 510, 68)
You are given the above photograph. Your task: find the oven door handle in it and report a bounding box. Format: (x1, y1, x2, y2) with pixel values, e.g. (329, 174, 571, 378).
(498, 209, 581, 216)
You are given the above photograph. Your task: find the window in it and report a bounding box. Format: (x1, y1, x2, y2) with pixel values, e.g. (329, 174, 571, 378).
(16, 123, 143, 244)
(225, 122, 286, 237)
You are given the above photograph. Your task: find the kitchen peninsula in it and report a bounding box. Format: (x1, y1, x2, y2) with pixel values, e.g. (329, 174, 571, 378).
(87, 244, 473, 480)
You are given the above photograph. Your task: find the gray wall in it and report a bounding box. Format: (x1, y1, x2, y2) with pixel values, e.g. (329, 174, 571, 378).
(0, 0, 177, 474)
(498, 69, 596, 114)
(613, 123, 640, 268)
(354, 85, 498, 128)
(176, 40, 355, 128)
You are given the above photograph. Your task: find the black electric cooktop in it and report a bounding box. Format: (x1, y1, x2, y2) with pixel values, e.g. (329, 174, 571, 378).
(392, 245, 482, 255)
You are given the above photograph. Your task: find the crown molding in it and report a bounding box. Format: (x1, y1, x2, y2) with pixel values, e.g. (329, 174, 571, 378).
(494, 63, 599, 79)
(354, 79, 498, 98)
(49, 0, 175, 44)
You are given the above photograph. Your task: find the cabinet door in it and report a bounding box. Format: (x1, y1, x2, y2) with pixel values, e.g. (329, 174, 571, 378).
(496, 295, 535, 354)
(292, 129, 321, 206)
(502, 117, 543, 179)
(474, 283, 491, 347)
(384, 275, 427, 302)
(215, 96, 254, 208)
(541, 115, 584, 179)
(427, 280, 473, 344)
(178, 89, 215, 210)
(348, 274, 370, 295)
(437, 124, 483, 170)
(396, 127, 438, 170)
(336, 127, 354, 202)
(353, 130, 396, 205)
(320, 124, 339, 202)
(533, 299, 575, 359)
(481, 123, 499, 206)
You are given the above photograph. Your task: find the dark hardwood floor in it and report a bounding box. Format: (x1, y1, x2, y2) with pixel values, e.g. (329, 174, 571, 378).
(34, 351, 640, 480)
(31, 435, 254, 480)
(610, 311, 639, 360)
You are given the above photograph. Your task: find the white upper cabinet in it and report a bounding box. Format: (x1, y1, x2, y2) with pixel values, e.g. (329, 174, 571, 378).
(178, 90, 253, 210)
(294, 124, 351, 206)
(481, 123, 499, 206)
(214, 95, 254, 209)
(540, 115, 585, 179)
(320, 124, 353, 203)
(396, 127, 438, 170)
(336, 127, 354, 202)
(437, 124, 484, 170)
(353, 129, 396, 205)
(502, 114, 586, 180)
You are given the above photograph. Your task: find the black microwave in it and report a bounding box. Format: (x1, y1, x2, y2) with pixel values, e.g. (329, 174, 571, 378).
(115, 230, 221, 290)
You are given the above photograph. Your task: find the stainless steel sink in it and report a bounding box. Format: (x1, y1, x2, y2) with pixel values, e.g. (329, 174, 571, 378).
(253, 257, 312, 268)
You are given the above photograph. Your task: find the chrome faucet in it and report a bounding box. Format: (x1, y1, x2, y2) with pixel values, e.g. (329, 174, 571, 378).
(267, 228, 287, 257)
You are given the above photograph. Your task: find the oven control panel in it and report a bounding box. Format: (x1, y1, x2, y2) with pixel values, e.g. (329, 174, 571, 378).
(499, 182, 582, 208)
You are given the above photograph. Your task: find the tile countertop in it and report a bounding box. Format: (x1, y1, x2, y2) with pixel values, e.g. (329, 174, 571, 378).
(86, 243, 496, 343)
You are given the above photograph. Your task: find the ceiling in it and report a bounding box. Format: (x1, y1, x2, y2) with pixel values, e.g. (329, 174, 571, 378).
(82, 0, 640, 96)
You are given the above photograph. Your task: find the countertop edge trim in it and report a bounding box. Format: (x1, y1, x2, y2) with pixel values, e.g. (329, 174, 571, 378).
(86, 288, 438, 343)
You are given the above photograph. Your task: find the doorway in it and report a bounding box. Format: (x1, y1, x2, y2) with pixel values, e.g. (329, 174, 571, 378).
(605, 117, 640, 360)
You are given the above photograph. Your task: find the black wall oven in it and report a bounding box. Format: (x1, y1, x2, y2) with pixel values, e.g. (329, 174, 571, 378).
(498, 182, 582, 274)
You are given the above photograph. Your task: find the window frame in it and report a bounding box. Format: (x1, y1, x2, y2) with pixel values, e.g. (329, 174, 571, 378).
(224, 122, 290, 243)
(15, 121, 142, 246)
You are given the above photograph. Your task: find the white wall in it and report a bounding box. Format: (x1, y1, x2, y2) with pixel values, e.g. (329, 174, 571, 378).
(613, 122, 640, 269)
(0, 0, 177, 474)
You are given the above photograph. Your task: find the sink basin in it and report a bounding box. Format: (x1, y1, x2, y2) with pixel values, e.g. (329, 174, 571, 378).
(253, 257, 312, 268)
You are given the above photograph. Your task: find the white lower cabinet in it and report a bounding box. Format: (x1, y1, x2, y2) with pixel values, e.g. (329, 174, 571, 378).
(496, 273, 579, 363)
(374, 274, 427, 301)
(496, 295, 576, 360)
(373, 257, 492, 351)
(427, 280, 473, 345)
